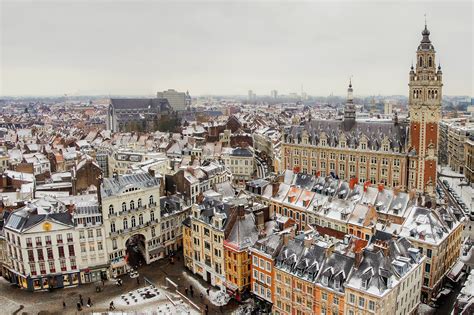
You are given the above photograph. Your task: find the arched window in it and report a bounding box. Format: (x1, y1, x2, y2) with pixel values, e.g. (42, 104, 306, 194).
(111, 222, 116, 233)
(122, 202, 126, 212)
(429, 57, 432, 67)
(130, 200, 135, 210)
(109, 205, 114, 215)
(151, 227, 156, 238)
(150, 211, 155, 222)
(139, 214, 143, 225)
(123, 218, 128, 230)
(419, 56, 423, 67)
(138, 198, 142, 208)
(131, 216, 136, 227)
(149, 195, 154, 205)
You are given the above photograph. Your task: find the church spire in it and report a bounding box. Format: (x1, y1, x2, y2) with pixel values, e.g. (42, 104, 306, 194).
(344, 79, 356, 129)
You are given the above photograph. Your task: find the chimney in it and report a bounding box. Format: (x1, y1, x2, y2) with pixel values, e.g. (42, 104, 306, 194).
(374, 240, 390, 257)
(354, 250, 363, 268)
(238, 204, 245, 218)
(325, 243, 335, 256)
(255, 210, 264, 230)
(272, 182, 280, 197)
(148, 168, 156, 178)
(303, 234, 313, 248)
(282, 232, 291, 246)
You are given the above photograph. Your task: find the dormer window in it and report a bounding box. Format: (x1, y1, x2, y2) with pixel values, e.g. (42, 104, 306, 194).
(361, 143, 366, 150)
(321, 139, 327, 146)
(322, 275, 329, 285)
(334, 280, 341, 289)
(362, 278, 370, 289)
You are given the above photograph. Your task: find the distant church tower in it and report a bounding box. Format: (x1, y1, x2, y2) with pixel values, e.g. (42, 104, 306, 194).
(343, 80, 356, 130)
(408, 21, 443, 195)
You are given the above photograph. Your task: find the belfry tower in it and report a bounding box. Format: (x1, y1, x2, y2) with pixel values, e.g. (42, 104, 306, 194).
(408, 21, 443, 195)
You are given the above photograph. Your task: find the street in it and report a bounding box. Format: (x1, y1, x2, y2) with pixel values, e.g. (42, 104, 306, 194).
(0, 252, 240, 314)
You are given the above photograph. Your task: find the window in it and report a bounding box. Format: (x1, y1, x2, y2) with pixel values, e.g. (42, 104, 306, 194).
(58, 246, 64, 258)
(88, 229, 94, 238)
(427, 249, 432, 258)
(70, 258, 77, 269)
(68, 244, 75, 257)
(333, 296, 339, 305)
(150, 211, 155, 222)
(98, 242, 103, 251)
(122, 202, 127, 212)
(322, 292, 327, 300)
(131, 216, 136, 227)
(369, 300, 375, 311)
(37, 249, 44, 261)
(96, 229, 102, 237)
(138, 198, 142, 208)
(56, 234, 63, 244)
(36, 236, 42, 247)
(67, 233, 73, 242)
(425, 263, 430, 273)
(60, 259, 67, 271)
(151, 227, 156, 238)
(130, 200, 135, 210)
(28, 250, 34, 262)
(112, 239, 118, 250)
(47, 247, 54, 260)
(109, 205, 114, 215)
(45, 236, 51, 245)
(349, 294, 355, 304)
(123, 218, 128, 230)
(253, 256, 258, 267)
(149, 195, 154, 205)
(359, 297, 365, 308)
(111, 222, 116, 232)
(139, 214, 143, 225)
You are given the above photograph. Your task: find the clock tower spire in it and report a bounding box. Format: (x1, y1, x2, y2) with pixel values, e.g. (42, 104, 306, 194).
(408, 21, 443, 195)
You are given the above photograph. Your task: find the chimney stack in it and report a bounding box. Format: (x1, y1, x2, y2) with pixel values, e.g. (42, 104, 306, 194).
(354, 250, 363, 268)
(255, 210, 264, 230)
(272, 182, 280, 197)
(238, 204, 245, 218)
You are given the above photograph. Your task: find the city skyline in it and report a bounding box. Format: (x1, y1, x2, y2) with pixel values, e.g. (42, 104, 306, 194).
(1, 1, 472, 97)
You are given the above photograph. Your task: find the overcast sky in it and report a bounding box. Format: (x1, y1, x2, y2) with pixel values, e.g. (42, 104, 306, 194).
(1, 0, 472, 97)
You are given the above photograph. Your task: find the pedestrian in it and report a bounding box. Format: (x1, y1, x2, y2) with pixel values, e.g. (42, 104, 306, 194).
(109, 301, 115, 310)
(102, 279, 105, 286)
(220, 305, 223, 313)
(137, 277, 140, 285)
(76, 302, 81, 311)
(79, 294, 83, 306)
(63, 301, 66, 309)
(87, 297, 92, 307)
(206, 287, 210, 296)
(185, 288, 188, 296)
(200, 292, 203, 300)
